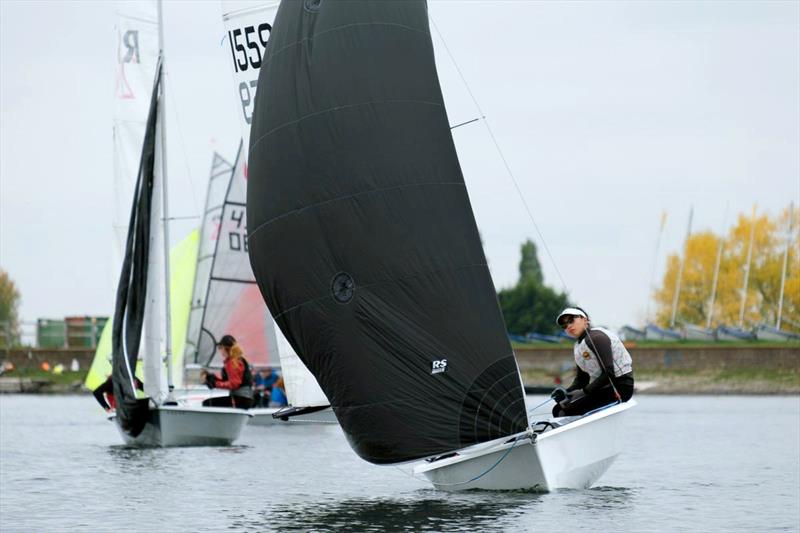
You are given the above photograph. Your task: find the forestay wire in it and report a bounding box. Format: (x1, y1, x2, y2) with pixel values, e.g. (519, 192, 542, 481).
(429, 16, 569, 292)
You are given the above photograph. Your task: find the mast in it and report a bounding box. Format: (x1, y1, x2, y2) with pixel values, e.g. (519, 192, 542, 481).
(738, 205, 756, 329)
(157, 0, 174, 392)
(645, 211, 667, 324)
(670, 207, 693, 328)
(706, 204, 728, 330)
(776, 203, 794, 330)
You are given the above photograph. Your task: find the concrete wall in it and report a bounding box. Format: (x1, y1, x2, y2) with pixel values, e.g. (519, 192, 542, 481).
(2, 348, 95, 370)
(3, 345, 798, 373)
(516, 345, 800, 372)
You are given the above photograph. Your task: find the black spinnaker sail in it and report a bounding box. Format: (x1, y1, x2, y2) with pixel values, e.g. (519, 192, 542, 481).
(247, 0, 528, 464)
(111, 60, 162, 437)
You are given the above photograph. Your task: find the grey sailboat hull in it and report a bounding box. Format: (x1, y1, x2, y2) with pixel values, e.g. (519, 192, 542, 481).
(754, 325, 800, 341)
(248, 406, 337, 426)
(112, 405, 250, 447)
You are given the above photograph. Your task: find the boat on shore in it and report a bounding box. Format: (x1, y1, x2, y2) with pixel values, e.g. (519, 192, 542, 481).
(754, 325, 800, 342)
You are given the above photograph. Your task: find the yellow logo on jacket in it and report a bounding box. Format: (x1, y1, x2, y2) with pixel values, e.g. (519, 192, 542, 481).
(582, 351, 591, 360)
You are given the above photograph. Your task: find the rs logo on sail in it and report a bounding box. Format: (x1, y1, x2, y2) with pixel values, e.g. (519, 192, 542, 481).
(431, 359, 447, 375)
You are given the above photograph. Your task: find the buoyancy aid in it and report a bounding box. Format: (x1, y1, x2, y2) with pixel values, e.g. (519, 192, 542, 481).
(216, 357, 254, 399)
(574, 327, 633, 381)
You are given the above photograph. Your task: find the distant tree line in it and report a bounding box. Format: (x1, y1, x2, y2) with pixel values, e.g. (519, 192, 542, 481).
(654, 205, 799, 329)
(0, 269, 21, 347)
(498, 240, 569, 336)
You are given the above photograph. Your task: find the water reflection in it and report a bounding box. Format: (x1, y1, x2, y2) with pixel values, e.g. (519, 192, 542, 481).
(240, 491, 539, 532)
(572, 485, 637, 512)
(106, 446, 169, 474)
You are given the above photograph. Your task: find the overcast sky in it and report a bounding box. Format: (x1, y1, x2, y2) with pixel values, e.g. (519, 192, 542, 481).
(1, 0, 798, 333)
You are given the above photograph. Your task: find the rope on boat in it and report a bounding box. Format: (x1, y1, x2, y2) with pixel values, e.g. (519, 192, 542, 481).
(582, 400, 621, 417)
(394, 434, 530, 488)
(396, 400, 626, 487)
(526, 397, 554, 418)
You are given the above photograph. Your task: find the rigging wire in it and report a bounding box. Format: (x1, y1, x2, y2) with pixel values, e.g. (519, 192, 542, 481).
(429, 16, 569, 292)
(526, 397, 554, 418)
(163, 70, 202, 222)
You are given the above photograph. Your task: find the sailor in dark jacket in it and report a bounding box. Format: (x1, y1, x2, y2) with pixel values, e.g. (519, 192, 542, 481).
(552, 307, 635, 417)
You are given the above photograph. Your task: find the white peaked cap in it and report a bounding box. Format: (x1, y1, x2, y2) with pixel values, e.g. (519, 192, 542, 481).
(556, 307, 587, 325)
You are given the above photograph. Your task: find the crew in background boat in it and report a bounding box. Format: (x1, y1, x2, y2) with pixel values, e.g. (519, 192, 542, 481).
(253, 367, 280, 407)
(200, 335, 254, 409)
(269, 376, 288, 407)
(552, 307, 634, 417)
(92, 375, 143, 412)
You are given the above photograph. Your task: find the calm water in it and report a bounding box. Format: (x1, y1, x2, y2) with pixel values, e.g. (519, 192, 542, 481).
(1, 394, 798, 532)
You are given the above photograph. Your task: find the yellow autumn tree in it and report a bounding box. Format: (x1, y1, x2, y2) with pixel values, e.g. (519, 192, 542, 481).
(653, 205, 799, 331)
(654, 231, 722, 327)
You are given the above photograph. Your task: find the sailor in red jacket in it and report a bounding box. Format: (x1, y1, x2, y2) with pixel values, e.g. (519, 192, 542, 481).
(200, 334, 254, 409)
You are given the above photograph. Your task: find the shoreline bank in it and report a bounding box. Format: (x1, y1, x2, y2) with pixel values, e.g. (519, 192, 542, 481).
(2, 376, 797, 396)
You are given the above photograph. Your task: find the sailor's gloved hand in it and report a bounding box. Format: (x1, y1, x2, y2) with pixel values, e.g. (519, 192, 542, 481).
(567, 389, 586, 403)
(204, 373, 216, 389)
(550, 387, 567, 403)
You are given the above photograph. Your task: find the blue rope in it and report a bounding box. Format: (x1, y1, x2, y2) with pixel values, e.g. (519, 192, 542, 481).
(429, 434, 527, 487)
(526, 397, 554, 417)
(582, 400, 621, 418)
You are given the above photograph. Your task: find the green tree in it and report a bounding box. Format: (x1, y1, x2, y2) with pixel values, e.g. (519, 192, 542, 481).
(0, 269, 21, 347)
(518, 240, 543, 285)
(498, 240, 568, 335)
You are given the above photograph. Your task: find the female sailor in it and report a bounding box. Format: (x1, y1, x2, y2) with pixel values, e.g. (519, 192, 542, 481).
(200, 334, 254, 409)
(552, 307, 634, 416)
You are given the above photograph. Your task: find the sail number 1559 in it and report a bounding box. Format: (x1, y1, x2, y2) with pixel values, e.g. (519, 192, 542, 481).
(227, 23, 272, 73)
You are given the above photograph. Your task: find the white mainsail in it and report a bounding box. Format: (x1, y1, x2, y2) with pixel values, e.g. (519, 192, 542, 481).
(113, 1, 168, 401)
(113, 1, 159, 265)
(184, 144, 279, 372)
(184, 153, 235, 371)
(221, 1, 328, 408)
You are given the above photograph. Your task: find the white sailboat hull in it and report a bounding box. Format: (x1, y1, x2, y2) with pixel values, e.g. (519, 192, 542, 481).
(171, 386, 337, 425)
(414, 400, 635, 491)
(112, 405, 251, 447)
(248, 406, 338, 426)
(754, 325, 800, 341)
